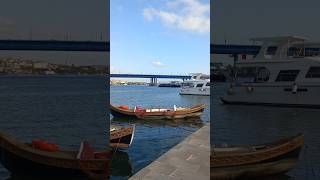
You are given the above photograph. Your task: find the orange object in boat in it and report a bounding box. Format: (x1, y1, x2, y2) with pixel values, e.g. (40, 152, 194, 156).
(32, 140, 60, 152)
(118, 106, 129, 110)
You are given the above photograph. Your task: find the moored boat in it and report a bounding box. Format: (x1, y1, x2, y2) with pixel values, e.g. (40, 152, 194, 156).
(158, 81, 181, 87)
(0, 133, 111, 179)
(180, 73, 210, 96)
(110, 104, 205, 120)
(221, 36, 320, 108)
(110, 125, 135, 150)
(211, 134, 304, 179)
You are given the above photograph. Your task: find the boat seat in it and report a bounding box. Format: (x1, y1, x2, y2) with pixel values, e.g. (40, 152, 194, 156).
(176, 107, 186, 110)
(146, 109, 168, 112)
(213, 146, 257, 154)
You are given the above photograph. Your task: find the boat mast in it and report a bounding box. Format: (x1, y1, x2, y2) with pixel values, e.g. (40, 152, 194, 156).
(232, 54, 238, 83)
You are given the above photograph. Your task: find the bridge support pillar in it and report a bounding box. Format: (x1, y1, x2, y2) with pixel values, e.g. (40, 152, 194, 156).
(150, 78, 157, 86)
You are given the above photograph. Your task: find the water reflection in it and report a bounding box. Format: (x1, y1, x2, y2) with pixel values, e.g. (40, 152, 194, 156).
(110, 151, 133, 178)
(111, 117, 204, 128)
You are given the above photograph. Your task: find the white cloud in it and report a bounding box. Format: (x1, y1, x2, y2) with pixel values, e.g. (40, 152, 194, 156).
(143, 8, 157, 21)
(152, 61, 165, 68)
(143, 0, 209, 34)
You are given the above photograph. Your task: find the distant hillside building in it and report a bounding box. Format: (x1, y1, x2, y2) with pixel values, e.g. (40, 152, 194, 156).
(33, 61, 48, 69)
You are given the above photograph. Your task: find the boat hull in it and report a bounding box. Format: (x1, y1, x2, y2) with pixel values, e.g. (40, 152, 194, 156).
(221, 84, 320, 108)
(110, 126, 135, 150)
(211, 134, 304, 179)
(110, 104, 205, 120)
(0, 147, 92, 178)
(0, 133, 109, 179)
(179, 87, 210, 96)
(211, 157, 298, 179)
(110, 134, 133, 149)
(110, 108, 136, 119)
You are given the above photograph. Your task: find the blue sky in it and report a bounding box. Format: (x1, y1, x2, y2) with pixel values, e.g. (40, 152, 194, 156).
(111, 0, 209, 75)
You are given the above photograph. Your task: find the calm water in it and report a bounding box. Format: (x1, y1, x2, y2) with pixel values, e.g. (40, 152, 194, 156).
(0, 77, 210, 179)
(0, 76, 108, 179)
(212, 83, 320, 180)
(110, 85, 210, 180)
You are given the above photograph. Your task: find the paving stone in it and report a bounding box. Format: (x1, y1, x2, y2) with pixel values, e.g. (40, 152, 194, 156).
(129, 125, 210, 180)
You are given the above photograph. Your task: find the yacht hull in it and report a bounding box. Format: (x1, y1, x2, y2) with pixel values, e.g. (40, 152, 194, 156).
(221, 84, 320, 108)
(180, 87, 210, 96)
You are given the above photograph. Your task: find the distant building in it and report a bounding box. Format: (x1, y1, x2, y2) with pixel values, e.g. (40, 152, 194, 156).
(48, 63, 59, 70)
(33, 61, 48, 69)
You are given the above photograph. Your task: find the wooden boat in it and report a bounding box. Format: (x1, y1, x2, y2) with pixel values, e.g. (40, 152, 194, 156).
(0, 133, 111, 179)
(110, 104, 205, 120)
(211, 134, 304, 179)
(110, 125, 135, 150)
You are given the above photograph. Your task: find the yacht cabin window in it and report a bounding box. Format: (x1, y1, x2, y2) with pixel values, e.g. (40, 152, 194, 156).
(275, 70, 300, 82)
(305, 67, 320, 78)
(236, 66, 270, 83)
(182, 83, 194, 87)
(196, 84, 204, 87)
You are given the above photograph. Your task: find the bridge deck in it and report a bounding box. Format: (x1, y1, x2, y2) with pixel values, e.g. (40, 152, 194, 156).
(0, 40, 109, 52)
(110, 74, 191, 79)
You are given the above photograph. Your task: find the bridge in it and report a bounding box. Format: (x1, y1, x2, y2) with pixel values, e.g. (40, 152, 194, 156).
(110, 74, 191, 86)
(0, 40, 109, 52)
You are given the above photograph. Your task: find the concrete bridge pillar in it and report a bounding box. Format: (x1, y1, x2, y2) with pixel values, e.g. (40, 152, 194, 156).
(150, 78, 157, 86)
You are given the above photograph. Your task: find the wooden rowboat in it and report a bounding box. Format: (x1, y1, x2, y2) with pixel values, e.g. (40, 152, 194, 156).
(211, 134, 304, 179)
(110, 125, 135, 150)
(0, 133, 111, 179)
(110, 104, 205, 120)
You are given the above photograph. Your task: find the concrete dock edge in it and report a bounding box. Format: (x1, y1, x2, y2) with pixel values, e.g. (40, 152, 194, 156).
(129, 124, 210, 180)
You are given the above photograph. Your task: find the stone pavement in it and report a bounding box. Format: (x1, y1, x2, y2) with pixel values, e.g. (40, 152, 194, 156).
(129, 125, 210, 180)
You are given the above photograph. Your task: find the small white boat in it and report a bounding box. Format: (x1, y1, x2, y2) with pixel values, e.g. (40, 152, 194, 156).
(180, 73, 210, 96)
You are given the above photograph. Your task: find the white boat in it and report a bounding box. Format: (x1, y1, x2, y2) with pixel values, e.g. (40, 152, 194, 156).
(180, 73, 210, 96)
(221, 36, 320, 108)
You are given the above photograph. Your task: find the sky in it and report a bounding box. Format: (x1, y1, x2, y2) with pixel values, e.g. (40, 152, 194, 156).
(111, 0, 210, 75)
(0, 0, 108, 65)
(212, 0, 320, 64)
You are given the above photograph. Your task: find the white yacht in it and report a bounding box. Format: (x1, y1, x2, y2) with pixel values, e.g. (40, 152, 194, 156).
(221, 36, 320, 108)
(180, 73, 210, 96)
